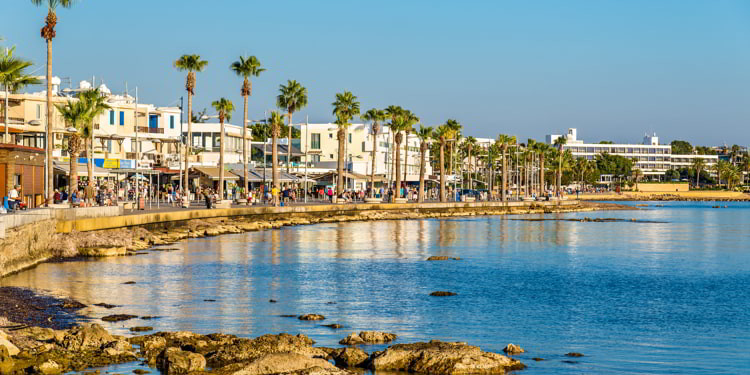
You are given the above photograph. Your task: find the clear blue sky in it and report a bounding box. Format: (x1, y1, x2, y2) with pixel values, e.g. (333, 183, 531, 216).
(3, 0, 750, 146)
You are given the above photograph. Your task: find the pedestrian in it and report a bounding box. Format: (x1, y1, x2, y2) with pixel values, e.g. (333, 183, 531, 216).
(203, 189, 212, 209)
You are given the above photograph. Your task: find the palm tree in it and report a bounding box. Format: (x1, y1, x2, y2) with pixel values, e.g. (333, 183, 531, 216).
(230, 55, 264, 199)
(174, 54, 208, 201)
(384, 105, 403, 189)
(277, 80, 308, 173)
(32, 0, 75, 203)
(496, 134, 516, 201)
(331, 91, 360, 195)
(55, 100, 87, 201)
(434, 125, 450, 202)
(1, 48, 41, 143)
(464, 136, 477, 189)
(416, 125, 433, 202)
(535, 142, 551, 195)
(487, 142, 501, 199)
(361, 108, 386, 198)
(267, 111, 284, 195)
(444, 119, 462, 175)
(525, 139, 537, 197)
(553, 137, 568, 197)
(692, 158, 706, 188)
(78, 88, 110, 185)
(632, 167, 643, 191)
(211, 98, 234, 200)
(402, 110, 419, 196)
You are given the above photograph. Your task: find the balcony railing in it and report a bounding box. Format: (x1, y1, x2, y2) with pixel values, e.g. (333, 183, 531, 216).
(136, 126, 164, 134)
(0, 116, 25, 125)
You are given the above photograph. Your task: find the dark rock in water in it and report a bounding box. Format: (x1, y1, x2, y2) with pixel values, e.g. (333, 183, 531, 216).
(426, 256, 461, 261)
(430, 291, 457, 297)
(94, 303, 118, 309)
(122, 281, 136, 285)
(329, 347, 369, 368)
(156, 347, 206, 374)
(61, 300, 87, 309)
(340, 331, 397, 345)
(102, 314, 138, 322)
(322, 324, 343, 329)
(269, 299, 278, 303)
(130, 326, 153, 332)
(565, 352, 584, 357)
(326, 301, 337, 305)
(203, 299, 216, 302)
(133, 370, 150, 374)
(532, 357, 545, 361)
(503, 343, 525, 354)
(279, 314, 297, 318)
(298, 314, 325, 321)
(140, 316, 160, 320)
(562, 360, 579, 364)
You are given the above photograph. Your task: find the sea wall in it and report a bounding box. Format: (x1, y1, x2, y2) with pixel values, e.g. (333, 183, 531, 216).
(637, 183, 690, 192)
(1, 201, 586, 278)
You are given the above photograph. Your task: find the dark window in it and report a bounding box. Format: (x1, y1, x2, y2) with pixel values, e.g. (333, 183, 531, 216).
(311, 133, 321, 149)
(109, 111, 115, 125)
(119, 111, 125, 125)
(170, 116, 175, 129)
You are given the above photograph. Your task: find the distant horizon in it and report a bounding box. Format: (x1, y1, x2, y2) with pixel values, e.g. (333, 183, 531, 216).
(3, 0, 749, 146)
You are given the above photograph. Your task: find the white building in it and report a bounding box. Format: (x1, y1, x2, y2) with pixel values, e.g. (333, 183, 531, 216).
(182, 122, 249, 167)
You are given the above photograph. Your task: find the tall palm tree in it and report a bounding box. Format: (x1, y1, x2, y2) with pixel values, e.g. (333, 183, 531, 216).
(230, 55, 264, 198)
(174, 54, 208, 201)
(464, 136, 477, 189)
(211, 98, 234, 199)
(1, 48, 41, 143)
(32, 0, 75, 204)
(55, 100, 87, 201)
(496, 134, 516, 201)
(434, 125, 450, 202)
(384, 105, 403, 188)
(416, 125, 433, 203)
(361, 108, 386, 198)
(277, 80, 308, 173)
(535, 142, 551, 195)
(692, 158, 706, 188)
(331, 91, 360, 195)
(79, 88, 110, 186)
(267, 111, 284, 194)
(402, 110, 419, 195)
(444, 119, 461, 176)
(553, 137, 568, 197)
(487, 142, 501, 199)
(632, 167, 643, 191)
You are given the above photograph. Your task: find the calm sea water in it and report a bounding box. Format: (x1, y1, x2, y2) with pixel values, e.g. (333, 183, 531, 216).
(3, 201, 749, 374)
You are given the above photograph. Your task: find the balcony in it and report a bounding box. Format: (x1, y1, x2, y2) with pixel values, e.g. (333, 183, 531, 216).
(136, 126, 164, 134)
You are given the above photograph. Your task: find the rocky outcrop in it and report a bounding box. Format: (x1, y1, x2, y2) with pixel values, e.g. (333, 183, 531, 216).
(78, 246, 126, 257)
(214, 353, 345, 375)
(60, 324, 115, 352)
(205, 333, 328, 368)
(0, 330, 19, 356)
(502, 343, 524, 354)
(157, 347, 206, 374)
(427, 256, 461, 261)
(298, 314, 325, 321)
(328, 347, 369, 368)
(369, 340, 525, 374)
(430, 291, 457, 297)
(339, 331, 397, 345)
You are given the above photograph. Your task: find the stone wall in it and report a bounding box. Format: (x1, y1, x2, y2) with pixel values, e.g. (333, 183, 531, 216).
(0, 218, 57, 277)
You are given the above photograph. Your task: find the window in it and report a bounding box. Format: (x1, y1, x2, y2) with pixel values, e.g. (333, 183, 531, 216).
(170, 116, 175, 129)
(311, 133, 321, 149)
(109, 111, 115, 125)
(311, 154, 320, 163)
(193, 134, 202, 148)
(119, 111, 125, 126)
(36, 104, 41, 119)
(329, 133, 333, 139)
(329, 154, 334, 159)
(106, 140, 112, 153)
(348, 133, 352, 143)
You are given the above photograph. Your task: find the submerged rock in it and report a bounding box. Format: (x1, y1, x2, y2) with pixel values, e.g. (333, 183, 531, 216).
(298, 314, 325, 321)
(129, 326, 153, 332)
(503, 343, 524, 354)
(339, 331, 397, 345)
(101, 314, 138, 322)
(369, 340, 525, 374)
(93, 303, 118, 309)
(430, 291, 457, 297)
(328, 347, 369, 368)
(157, 347, 206, 374)
(206, 333, 327, 368)
(426, 256, 461, 261)
(565, 352, 584, 357)
(322, 324, 343, 329)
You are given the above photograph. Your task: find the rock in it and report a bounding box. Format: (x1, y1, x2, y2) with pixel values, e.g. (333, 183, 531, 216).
(79, 246, 127, 257)
(130, 326, 153, 332)
(565, 352, 584, 357)
(0, 346, 14, 374)
(0, 330, 20, 356)
(429, 291, 457, 297)
(532, 357, 544, 361)
(61, 300, 87, 309)
(426, 256, 461, 261)
(123, 281, 136, 285)
(61, 323, 116, 351)
(157, 347, 206, 374)
(298, 314, 325, 321)
(369, 340, 525, 375)
(102, 314, 138, 322)
(206, 333, 328, 368)
(204, 299, 217, 302)
(141, 336, 167, 352)
(269, 299, 277, 303)
(339, 331, 397, 345)
(329, 347, 369, 368)
(213, 353, 341, 375)
(133, 370, 150, 374)
(322, 324, 343, 329)
(36, 360, 62, 375)
(140, 316, 160, 320)
(503, 343, 524, 354)
(279, 315, 297, 318)
(93, 303, 118, 309)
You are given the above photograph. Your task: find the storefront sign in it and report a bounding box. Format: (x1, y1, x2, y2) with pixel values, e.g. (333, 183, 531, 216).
(120, 159, 135, 169)
(101, 159, 120, 168)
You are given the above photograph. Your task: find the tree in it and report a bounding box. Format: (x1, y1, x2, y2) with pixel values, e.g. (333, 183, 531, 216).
(384, 105, 403, 188)
(553, 137, 568, 197)
(445, 119, 462, 175)
(631, 167, 643, 191)
(55, 99, 87, 201)
(1, 47, 41, 143)
(402, 111, 419, 188)
(78, 88, 110, 186)
(32, 0, 75, 204)
(331, 91, 360, 195)
(416, 125, 433, 202)
(211, 98, 234, 199)
(433, 125, 450, 202)
(463, 136, 477, 189)
(670, 140, 693, 155)
(361, 108, 386, 198)
(267, 111, 284, 194)
(191, 108, 208, 123)
(230, 55, 264, 199)
(496, 134, 516, 201)
(692, 158, 706, 188)
(533, 142, 551, 196)
(277, 80, 308, 173)
(174, 54, 208, 200)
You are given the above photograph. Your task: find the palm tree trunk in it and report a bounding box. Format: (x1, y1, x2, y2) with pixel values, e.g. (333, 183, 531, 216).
(69, 151, 78, 202)
(87, 132, 93, 189)
(287, 113, 292, 173)
(395, 138, 402, 199)
(218, 118, 225, 199)
(448, 142, 453, 175)
(501, 147, 507, 202)
(418, 145, 426, 203)
(272, 130, 279, 191)
(403, 132, 409, 188)
(439, 143, 445, 202)
(46, 38, 54, 205)
(696, 167, 700, 187)
(184, 92, 192, 204)
(468, 149, 472, 190)
(539, 155, 545, 195)
(337, 129, 346, 195)
(370, 125, 377, 198)
(242, 94, 248, 199)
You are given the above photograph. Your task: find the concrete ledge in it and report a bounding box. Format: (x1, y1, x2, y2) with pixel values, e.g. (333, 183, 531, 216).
(56, 200, 579, 234)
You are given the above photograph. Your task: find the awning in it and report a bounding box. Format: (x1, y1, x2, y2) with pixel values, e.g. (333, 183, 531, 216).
(229, 168, 302, 182)
(193, 166, 239, 180)
(53, 161, 117, 177)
